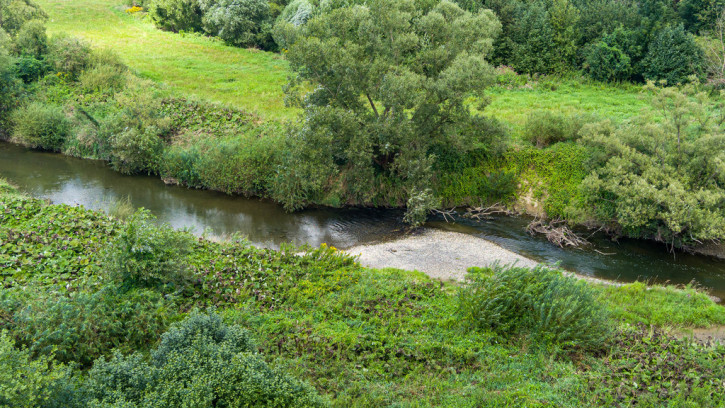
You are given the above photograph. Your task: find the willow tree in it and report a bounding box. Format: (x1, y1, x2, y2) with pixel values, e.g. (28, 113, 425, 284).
(274, 0, 502, 225)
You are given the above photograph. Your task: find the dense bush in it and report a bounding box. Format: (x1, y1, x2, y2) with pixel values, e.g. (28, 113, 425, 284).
(81, 312, 325, 407)
(3, 286, 171, 367)
(458, 265, 612, 351)
(0, 0, 47, 37)
(103, 209, 195, 289)
(13, 19, 47, 58)
(46, 34, 91, 79)
(579, 82, 725, 243)
(109, 125, 165, 174)
(276, 0, 503, 225)
(0, 331, 73, 408)
(10, 102, 70, 150)
(523, 111, 589, 147)
(200, 0, 272, 48)
(79, 64, 126, 94)
(642, 24, 704, 84)
(149, 0, 203, 32)
(0, 53, 20, 134)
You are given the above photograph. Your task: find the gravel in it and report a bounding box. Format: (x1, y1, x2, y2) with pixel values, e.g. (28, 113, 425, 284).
(344, 228, 539, 281)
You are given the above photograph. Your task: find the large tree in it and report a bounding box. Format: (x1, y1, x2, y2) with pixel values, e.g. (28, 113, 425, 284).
(274, 0, 502, 225)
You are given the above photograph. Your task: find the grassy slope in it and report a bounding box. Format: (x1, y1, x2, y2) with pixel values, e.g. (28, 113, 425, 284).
(37, 0, 293, 120)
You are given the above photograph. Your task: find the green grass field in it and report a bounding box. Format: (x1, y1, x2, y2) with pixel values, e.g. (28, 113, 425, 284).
(37, 0, 649, 128)
(37, 0, 293, 120)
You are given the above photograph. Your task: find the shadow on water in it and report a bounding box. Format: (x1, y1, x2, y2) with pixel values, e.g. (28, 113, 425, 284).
(3, 141, 725, 300)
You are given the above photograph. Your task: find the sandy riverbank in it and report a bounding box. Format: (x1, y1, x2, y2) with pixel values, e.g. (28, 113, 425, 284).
(343, 228, 539, 281)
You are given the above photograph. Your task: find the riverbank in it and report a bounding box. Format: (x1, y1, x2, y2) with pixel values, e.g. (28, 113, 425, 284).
(345, 229, 538, 281)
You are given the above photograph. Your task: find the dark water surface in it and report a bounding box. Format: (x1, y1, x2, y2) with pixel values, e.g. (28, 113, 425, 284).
(3, 142, 725, 300)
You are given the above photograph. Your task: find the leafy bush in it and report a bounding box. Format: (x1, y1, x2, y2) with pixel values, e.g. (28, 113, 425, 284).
(0, 0, 47, 37)
(199, 0, 272, 48)
(5, 286, 172, 367)
(109, 125, 165, 174)
(10, 102, 70, 151)
(14, 55, 47, 82)
(149, 0, 203, 32)
(81, 312, 325, 407)
(643, 24, 704, 84)
(47, 35, 91, 79)
(523, 110, 590, 147)
(458, 265, 612, 351)
(278, 0, 314, 27)
(0, 331, 74, 408)
(79, 64, 126, 94)
(103, 209, 195, 289)
(584, 41, 632, 82)
(13, 19, 47, 58)
(579, 82, 725, 243)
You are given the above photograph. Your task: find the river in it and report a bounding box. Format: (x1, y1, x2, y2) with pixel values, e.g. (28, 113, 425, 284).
(3, 141, 725, 299)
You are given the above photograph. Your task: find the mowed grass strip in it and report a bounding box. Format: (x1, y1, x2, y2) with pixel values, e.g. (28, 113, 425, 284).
(37, 0, 294, 120)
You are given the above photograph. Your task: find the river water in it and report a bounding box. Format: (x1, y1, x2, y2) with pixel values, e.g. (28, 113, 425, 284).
(3, 142, 725, 299)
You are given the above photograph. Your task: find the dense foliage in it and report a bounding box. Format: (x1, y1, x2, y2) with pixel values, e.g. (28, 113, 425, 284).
(578, 82, 725, 244)
(2, 190, 725, 406)
(274, 0, 504, 225)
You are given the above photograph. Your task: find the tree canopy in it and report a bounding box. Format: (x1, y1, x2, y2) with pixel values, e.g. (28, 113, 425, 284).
(275, 0, 503, 225)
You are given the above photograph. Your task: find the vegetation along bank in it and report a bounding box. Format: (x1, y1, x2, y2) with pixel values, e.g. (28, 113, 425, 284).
(2, 179, 725, 406)
(2, 0, 725, 252)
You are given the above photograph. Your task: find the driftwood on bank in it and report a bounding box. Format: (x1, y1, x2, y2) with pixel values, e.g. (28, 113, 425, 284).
(526, 218, 590, 248)
(463, 203, 514, 220)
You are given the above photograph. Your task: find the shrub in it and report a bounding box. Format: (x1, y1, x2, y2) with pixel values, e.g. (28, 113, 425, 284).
(79, 64, 126, 93)
(11, 102, 70, 151)
(458, 265, 612, 352)
(0, 331, 74, 408)
(109, 126, 165, 174)
(5, 285, 171, 367)
(643, 24, 705, 84)
(523, 110, 588, 147)
(103, 209, 195, 289)
(200, 0, 272, 48)
(278, 0, 315, 27)
(47, 35, 91, 79)
(14, 55, 47, 82)
(0, 0, 47, 37)
(81, 312, 325, 407)
(149, 0, 203, 32)
(13, 19, 47, 58)
(584, 41, 632, 82)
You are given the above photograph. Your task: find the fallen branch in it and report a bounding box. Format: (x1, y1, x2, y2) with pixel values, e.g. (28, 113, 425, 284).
(431, 208, 457, 223)
(463, 203, 514, 220)
(526, 218, 589, 248)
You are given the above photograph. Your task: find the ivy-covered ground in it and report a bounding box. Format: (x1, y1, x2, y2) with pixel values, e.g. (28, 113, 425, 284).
(2, 179, 725, 407)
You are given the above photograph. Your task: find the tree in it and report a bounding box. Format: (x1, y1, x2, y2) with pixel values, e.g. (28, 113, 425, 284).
(275, 0, 503, 225)
(199, 0, 272, 48)
(0, 0, 46, 37)
(643, 24, 705, 84)
(578, 82, 725, 245)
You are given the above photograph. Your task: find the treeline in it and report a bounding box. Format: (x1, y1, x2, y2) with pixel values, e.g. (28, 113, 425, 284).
(141, 0, 725, 84)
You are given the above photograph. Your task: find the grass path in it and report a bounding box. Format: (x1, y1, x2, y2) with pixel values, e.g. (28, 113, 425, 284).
(37, 0, 293, 120)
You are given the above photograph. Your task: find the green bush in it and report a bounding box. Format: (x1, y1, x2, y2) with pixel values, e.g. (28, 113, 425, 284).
(103, 209, 195, 289)
(0, 331, 74, 408)
(149, 0, 203, 33)
(4, 286, 171, 367)
(200, 0, 272, 48)
(584, 41, 632, 82)
(0, 0, 47, 37)
(643, 24, 704, 84)
(109, 126, 165, 174)
(79, 64, 126, 94)
(523, 110, 588, 147)
(11, 102, 70, 151)
(47, 35, 91, 79)
(14, 55, 47, 83)
(81, 311, 325, 407)
(13, 19, 47, 58)
(458, 265, 612, 352)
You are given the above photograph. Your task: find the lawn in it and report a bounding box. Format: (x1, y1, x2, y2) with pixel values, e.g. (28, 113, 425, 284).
(485, 78, 651, 136)
(37, 0, 294, 120)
